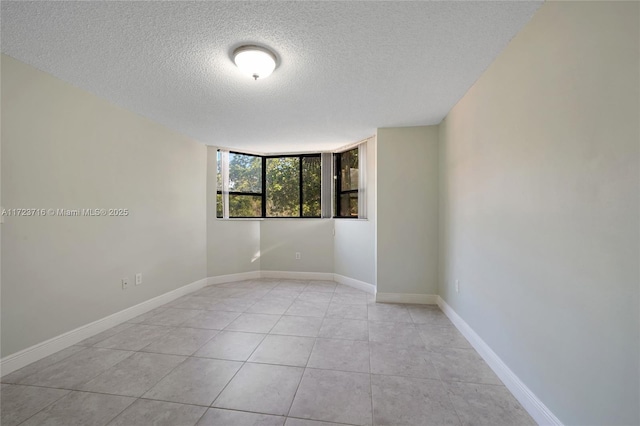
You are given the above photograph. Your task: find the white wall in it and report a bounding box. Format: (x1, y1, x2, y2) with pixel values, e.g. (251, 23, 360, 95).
(376, 126, 439, 297)
(1, 55, 207, 357)
(207, 146, 261, 277)
(260, 220, 334, 273)
(208, 139, 375, 282)
(334, 137, 377, 286)
(438, 2, 639, 425)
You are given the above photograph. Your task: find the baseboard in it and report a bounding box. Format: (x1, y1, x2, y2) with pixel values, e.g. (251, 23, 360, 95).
(0, 271, 375, 377)
(437, 297, 563, 426)
(333, 274, 376, 295)
(0, 277, 209, 376)
(260, 270, 335, 281)
(208, 271, 261, 286)
(375, 292, 438, 304)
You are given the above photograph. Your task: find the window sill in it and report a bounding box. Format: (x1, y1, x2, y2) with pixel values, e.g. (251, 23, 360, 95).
(215, 218, 264, 221)
(215, 217, 367, 222)
(216, 217, 334, 221)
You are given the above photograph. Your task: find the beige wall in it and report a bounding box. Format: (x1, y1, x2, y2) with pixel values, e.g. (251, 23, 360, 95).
(1, 55, 207, 357)
(334, 137, 377, 285)
(376, 126, 439, 296)
(438, 2, 639, 424)
(260, 220, 334, 273)
(206, 146, 261, 277)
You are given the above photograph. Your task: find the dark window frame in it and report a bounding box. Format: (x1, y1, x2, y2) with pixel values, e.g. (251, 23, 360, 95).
(334, 148, 359, 219)
(263, 153, 322, 219)
(217, 150, 322, 219)
(217, 151, 264, 219)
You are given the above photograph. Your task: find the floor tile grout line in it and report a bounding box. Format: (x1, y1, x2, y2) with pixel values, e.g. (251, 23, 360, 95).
(189, 404, 210, 426)
(207, 329, 269, 409)
(1, 345, 91, 384)
(284, 349, 313, 418)
(13, 385, 72, 426)
(9, 280, 475, 426)
(368, 303, 376, 426)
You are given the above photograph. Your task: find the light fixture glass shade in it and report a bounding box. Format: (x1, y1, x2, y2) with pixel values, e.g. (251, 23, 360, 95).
(233, 46, 277, 80)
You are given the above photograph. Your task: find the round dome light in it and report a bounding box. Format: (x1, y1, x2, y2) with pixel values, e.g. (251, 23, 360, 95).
(233, 45, 277, 80)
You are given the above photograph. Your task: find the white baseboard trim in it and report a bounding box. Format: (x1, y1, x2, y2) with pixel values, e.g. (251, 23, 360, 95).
(437, 297, 562, 426)
(333, 274, 376, 295)
(260, 270, 335, 281)
(376, 292, 438, 304)
(0, 277, 209, 377)
(208, 271, 261, 286)
(1, 271, 376, 377)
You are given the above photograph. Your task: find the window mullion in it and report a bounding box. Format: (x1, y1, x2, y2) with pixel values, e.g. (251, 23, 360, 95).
(222, 150, 230, 219)
(261, 156, 267, 218)
(299, 156, 303, 217)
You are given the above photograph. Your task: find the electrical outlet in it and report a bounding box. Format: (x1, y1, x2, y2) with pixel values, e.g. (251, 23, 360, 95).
(295, 252, 301, 260)
(135, 273, 142, 285)
(455, 280, 460, 293)
(122, 278, 130, 290)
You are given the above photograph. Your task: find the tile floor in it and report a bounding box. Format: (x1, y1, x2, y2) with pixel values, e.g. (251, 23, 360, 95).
(1, 279, 536, 426)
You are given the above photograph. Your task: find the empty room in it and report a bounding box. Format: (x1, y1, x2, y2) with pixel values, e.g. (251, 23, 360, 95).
(1, 1, 638, 425)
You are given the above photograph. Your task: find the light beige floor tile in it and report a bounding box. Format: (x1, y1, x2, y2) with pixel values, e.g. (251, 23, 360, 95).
(325, 303, 368, 320)
(172, 296, 221, 310)
(297, 292, 333, 303)
(307, 338, 370, 373)
(18, 348, 134, 389)
(225, 313, 281, 333)
(1, 346, 86, 384)
(249, 335, 315, 367)
(181, 310, 241, 330)
(407, 306, 451, 326)
(94, 324, 171, 351)
(79, 352, 186, 397)
(77, 323, 134, 347)
(303, 282, 337, 293)
(1, 384, 70, 426)
(370, 342, 439, 379)
(368, 321, 424, 348)
(331, 293, 369, 305)
(367, 303, 413, 323)
(141, 308, 202, 327)
(285, 419, 348, 426)
(430, 347, 502, 385)
(247, 297, 295, 315)
(319, 318, 368, 341)
(196, 408, 285, 426)
(108, 399, 207, 426)
(209, 298, 257, 313)
(285, 300, 329, 318)
(20, 391, 134, 426)
(194, 331, 266, 361)
(417, 324, 472, 349)
(213, 363, 303, 416)
(143, 357, 242, 406)
(127, 307, 167, 324)
(289, 368, 372, 425)
(270, 316, 324, 337)
(141, 327, 218, 355)
(371, 374, 460, 426)
(446, 382, 536, 426)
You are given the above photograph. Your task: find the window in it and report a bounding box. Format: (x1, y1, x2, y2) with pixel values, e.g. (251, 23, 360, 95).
(265, 154, 321, 218)
(334, 148, 359, 218)
(217, 140, 367, 220)
(217, 150, 321, 219)
(217, 151, 263, 218)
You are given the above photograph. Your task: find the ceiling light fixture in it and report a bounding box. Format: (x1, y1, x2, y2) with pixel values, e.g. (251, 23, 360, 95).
(232, 45, 277, 80)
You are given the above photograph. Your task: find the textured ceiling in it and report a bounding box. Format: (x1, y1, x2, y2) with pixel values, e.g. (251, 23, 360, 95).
(1, 1, 541, 153)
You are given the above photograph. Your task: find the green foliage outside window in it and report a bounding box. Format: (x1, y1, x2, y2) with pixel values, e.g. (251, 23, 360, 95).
(217, 151, 322, 218)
